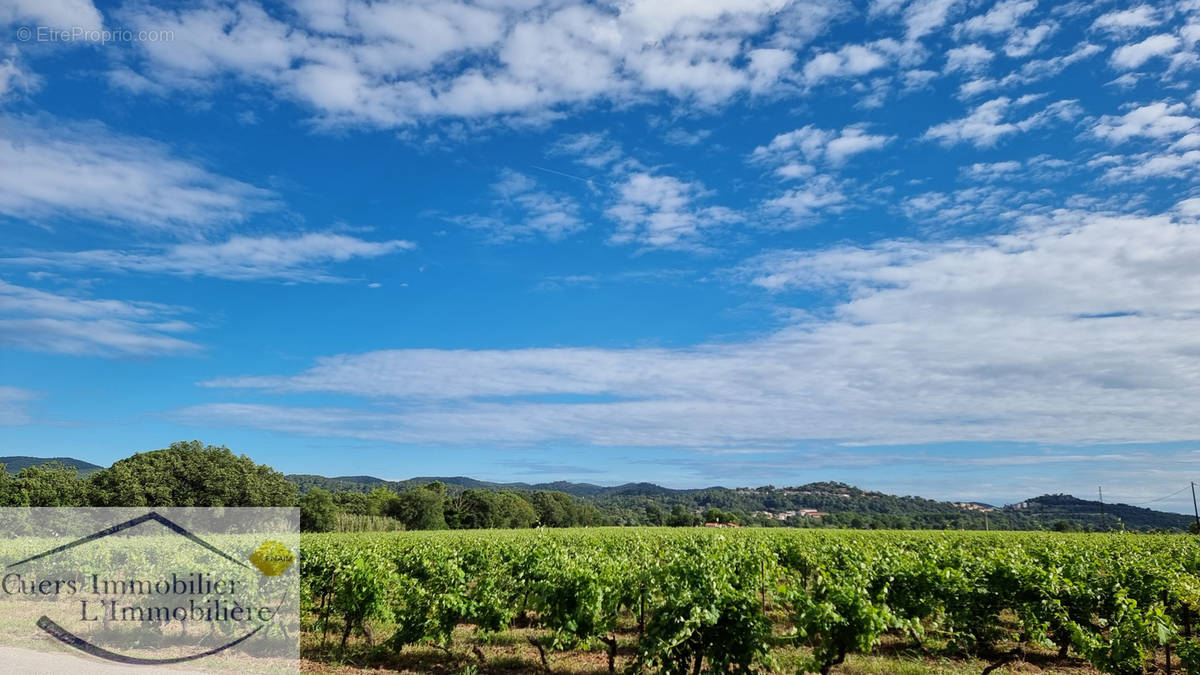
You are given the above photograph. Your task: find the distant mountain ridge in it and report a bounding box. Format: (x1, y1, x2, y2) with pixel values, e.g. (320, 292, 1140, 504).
(287, 473, 1195, 531)
(287, 473, 690, 497)
(1, 456, 1189, 531)
(0, 456, 104, 475)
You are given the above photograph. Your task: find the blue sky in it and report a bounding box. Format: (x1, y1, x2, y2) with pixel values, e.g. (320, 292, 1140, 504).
(2, 0, 1200, 511)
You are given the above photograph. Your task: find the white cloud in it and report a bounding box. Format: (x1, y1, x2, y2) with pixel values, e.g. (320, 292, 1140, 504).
(750, 125, 886, 227)
(961, 155, 1071, 181)
(0, 116, 275, 233)
(923, 96, 1080, 147)
(803, 43, 890, 84)
(0, 386, 34, 426)
(548, 133, 747, 249)
(462, 169, 587, 242)
(1111, 34, 1182, 70)
(1091, 6, 1161, 34)
(753, 124, 894, 164)
(957, 42, 1103, 98)
(1, 232, 414, 282)
(606, 172, 738, 249)
(957, 0, 1037, 37)
(117, 0, 844, 127)
(0, 0, 103, 31)
(1126, 150, 1200, 178)
(185, 207, 1200, 449)
(763, 177, 846, 222)
(868, 0, 906, 18)
(903, 0, 960, 40)
(900, 184, 1056, 226)
(0, 50, 36, 102)
(1185, 24, 1200, 50)
(900, 68, 938, 90)
(0, 279, 199, 357)
(944, 44, 994, 73)
(826, 128, 894, 162)
(963, 160, 1022, 179)
(1003, 22, 1056, 57)
(1093, 101, 1199, 142)
(550, 132, 625, 170)
(924, 98, 1019, 146)
(747, 48, 797, 94)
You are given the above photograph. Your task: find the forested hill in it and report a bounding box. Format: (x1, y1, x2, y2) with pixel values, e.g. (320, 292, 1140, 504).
(0, 450, 1189, 531)
(287, 473, 686, 497)
(1009, 494, 1194, 531)
(0, 456, 103, 475)
(288, 474, 1194, 532)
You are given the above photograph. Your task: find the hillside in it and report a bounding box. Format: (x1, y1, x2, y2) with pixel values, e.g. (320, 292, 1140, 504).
(0, 456, 104, 475)
(1, 454, 1187, 531)
(287, 473, 623, 497)
(1006, 493, 1193, 531)
(286, 474, 1194, 532)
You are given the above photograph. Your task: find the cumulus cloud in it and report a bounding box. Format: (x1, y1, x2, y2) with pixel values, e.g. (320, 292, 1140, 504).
(944, 44, 994, 73)
(923, 96, 1080, 147)
(961, 155, 1071, 181)
(115, 0, 845, 127)
(0, 0, 103, 32)
(606, 172, 738, 249)
(1091, 6, 1161, 35)
(957, 0, 1037, 37)
(185, 207, 1200, 449)
(955, 42, 1103, 98)
(903, 0, 960, 40)
(803, 43, 891, 84)
(545, 133, 748, 249)
(1003, 22, 1056, 58)
(0, 115, 275, 233)
(753, 124, 894, 165)
(763, 177, 847, 222)
(0, 279, 199, 357)
(1110, 34, 1182, 70)
(1093, 101, 1198, 142)
(1, 232, 414, 282)
(747, 124, 886, 227)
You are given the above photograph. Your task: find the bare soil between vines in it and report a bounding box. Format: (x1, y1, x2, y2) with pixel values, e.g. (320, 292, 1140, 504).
(299, 618, 1131, 674)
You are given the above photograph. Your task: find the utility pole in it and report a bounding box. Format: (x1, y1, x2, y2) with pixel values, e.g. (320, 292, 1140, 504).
(1192, 482, 1199, 533)
(1098, 486, 1105, 521)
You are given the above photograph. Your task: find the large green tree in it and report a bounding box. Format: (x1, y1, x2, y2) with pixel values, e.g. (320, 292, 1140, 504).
(87, 441, 296, 507)
(386, 483, 447, 530)
(3, 462, 88, 506)
(300, 488, 338, 532)
(447, 489, 539, 529)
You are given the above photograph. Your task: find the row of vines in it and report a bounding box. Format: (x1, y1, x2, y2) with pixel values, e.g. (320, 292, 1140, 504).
(300, 529, 1200, 674)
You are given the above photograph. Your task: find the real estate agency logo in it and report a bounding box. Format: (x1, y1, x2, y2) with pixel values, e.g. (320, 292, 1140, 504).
(2, 511, 294, 665)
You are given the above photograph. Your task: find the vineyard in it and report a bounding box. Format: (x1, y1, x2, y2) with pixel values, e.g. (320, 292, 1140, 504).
(301, 528, 1200, 674)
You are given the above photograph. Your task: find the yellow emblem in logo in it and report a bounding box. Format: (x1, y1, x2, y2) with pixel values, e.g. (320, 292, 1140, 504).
(249, 540, 295, 576)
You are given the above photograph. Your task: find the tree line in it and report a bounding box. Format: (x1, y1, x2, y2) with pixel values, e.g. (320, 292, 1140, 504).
(4, 441, 1183, 532)
(298, 482, 609, 532)
(0, 441, 608, 532)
